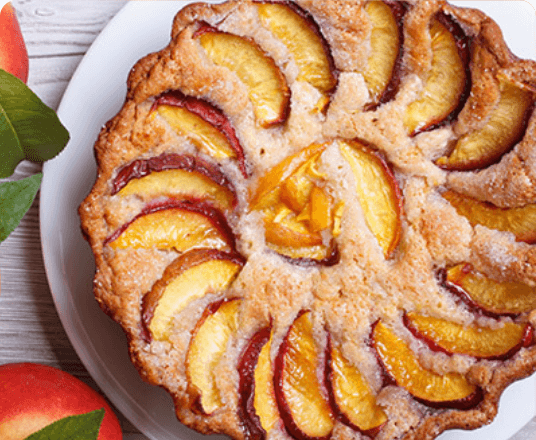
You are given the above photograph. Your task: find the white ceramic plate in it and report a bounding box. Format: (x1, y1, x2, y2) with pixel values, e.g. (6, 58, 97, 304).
(40, 2, 536, 440)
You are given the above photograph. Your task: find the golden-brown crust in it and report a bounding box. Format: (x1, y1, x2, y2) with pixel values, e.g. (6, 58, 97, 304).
(79, 1, 536, 440)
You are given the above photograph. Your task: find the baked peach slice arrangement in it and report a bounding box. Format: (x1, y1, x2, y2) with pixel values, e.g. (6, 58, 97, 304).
(437, 77, 534, 170)
(112, 153, 237, 212)
(372, 320, 483, 409)
(250, 143, 343, 265)
(403, 13, 470, 136)
(195, 22, 290, 128)
(142, 248, 245, 341)
(236, 312, 389, 440)
(444, 264, 536, 317)
(442, 190, 536, 244)
(256, 1, 337, 111)
(152, 92, 248, 177)
(251, 138, 403, 263)
(231, 309, 532, 439)
(339, 140, 403, 258)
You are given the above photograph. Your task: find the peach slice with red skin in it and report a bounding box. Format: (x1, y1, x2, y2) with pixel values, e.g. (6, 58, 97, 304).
(404, 13, 471, 136)
(274, 311, 334, 440)
(339, 140, 403, 258)
(404, 312, 533, 360)
(238, 327, 280, 440)
(104, 199, 236, 253)
(363, 1, 408, 111)
(186, 298, 242, 415)
(442, 190, 536, 244)
(326, 338, 387, 437)
(112, 153, 237, 212)
(195, 22, 290, 128)
(256, 1, 337, 111)
(141, 248, 245, 342)
(444, 264, 536, 317)
(437, 78, 534, 170)
(153, 91, 247, 177)
(372, 320, 482, 409)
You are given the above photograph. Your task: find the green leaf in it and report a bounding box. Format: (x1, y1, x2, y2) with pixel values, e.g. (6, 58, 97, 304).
(0, 173, 42, 242)
(23, 408, 105, 440)
(0, 69, 70, 178)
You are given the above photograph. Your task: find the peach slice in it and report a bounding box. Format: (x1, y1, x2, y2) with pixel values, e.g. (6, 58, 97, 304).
(153, 91, 247, 177)
(263, 211, 324, 248)
(372, 320, 482, 409)
(263, 205, 338, 265)
(280, 171, 316, 213)
(105, 199, 235, 253)
(263, 214, 339, 265)
(339, 140, 402, 258)
(327, 341, 387, 436)
(266, 241, 340, 267)
(437, 78, 534, 170)
(141, 249, 245, 341)
(112, 154, 237, 212)
(195, 23, 290, 128)
(274, 311, 334, 440)
(250, 143, 326, 211)
(238, 327, 280, 439)
(257, 2, 337, 109)
(444, 264, 536, 317)
(186, 298, 242, 415)
(309, 185, 334, 233)
(362, 1, 406, 110)
(403, 14, 470, 136)
(442, 190, 536, 244)
(404, 312, 533, 360)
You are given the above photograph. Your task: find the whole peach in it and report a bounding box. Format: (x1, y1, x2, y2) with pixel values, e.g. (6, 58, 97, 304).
(0, 362, 122, 439)
(0, 2, 29, 83)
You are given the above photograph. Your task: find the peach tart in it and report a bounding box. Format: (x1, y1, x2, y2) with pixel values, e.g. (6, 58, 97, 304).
(80, 1, 536, 439)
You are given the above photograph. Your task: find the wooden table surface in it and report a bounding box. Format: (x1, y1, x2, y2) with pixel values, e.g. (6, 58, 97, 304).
(1, 1, 536, 440)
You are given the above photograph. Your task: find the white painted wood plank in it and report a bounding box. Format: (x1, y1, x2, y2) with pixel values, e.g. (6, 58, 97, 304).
(14, 0, 127, 57)
(28, 55, 83, 109)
